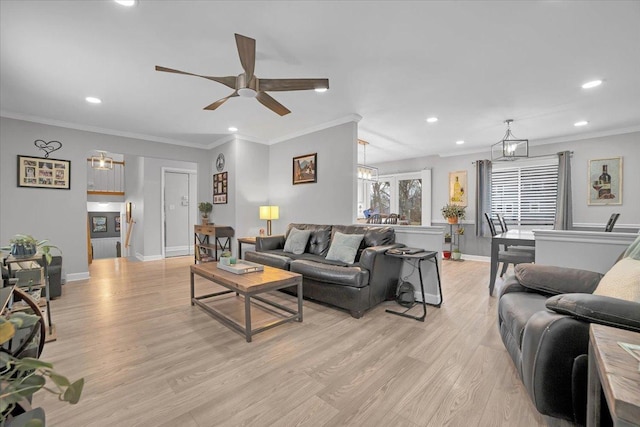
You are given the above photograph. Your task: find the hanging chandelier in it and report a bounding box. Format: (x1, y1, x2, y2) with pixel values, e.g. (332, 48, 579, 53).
(91, 152, 114, 170)
(357, 139, 378, 181)
(491, 119, 529, 161)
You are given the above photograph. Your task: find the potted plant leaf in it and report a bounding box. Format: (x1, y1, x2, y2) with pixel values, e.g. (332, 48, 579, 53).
(198, 202, 213, 225)
(1, 313, 83, 426)
(441, 204, 466, 224)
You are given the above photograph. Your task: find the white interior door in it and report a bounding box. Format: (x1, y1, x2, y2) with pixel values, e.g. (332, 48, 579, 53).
(164, 172, 191, 257)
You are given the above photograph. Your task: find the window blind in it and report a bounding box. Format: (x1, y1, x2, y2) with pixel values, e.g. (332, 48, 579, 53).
(491, 162, 558, 226)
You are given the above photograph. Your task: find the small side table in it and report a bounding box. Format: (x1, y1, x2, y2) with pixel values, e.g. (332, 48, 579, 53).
(587, 324, 640, 427)
(237, 237, 257, 259)
(384, 250, 443, 322)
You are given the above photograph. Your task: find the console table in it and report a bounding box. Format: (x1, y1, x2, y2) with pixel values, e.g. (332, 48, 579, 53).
(194, 224, 234, 263)
(587, 324, 640, 427)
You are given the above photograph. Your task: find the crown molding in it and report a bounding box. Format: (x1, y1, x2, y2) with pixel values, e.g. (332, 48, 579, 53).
(268, 113, 362, 144)
(530, 125, 640, 147)
(0, 110, 211, 149)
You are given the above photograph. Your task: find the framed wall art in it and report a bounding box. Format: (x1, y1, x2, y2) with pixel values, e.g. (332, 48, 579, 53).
(213, 172, 228, 204)
(293, 153, 317, 185)
(17, 155, 71, 189)
(115, 216, 121, 232)
(588, 157, 622, 205)
(92, 216, 107, 233)
(448, 170, 467, 207)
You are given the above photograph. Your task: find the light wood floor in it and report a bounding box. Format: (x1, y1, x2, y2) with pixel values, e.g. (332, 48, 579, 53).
(35, 257, 547, 426)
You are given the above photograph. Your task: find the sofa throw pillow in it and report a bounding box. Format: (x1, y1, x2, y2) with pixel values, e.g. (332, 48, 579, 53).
(592, 257, 640, 303)
(283, 228, 311, 255)
(325, 232, 364, 264)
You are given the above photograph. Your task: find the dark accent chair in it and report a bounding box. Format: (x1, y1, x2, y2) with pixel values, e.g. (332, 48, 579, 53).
(604, 213, 620, 232)
(385, 213, 399, 224)
(36, 255, 62, 299)
(498, 263, 640, 425)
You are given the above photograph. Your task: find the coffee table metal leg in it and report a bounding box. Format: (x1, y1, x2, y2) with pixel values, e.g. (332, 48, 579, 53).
(245, 295, 252, 342)
(190, 272, 195, 306)
(297, 281, 303, 322)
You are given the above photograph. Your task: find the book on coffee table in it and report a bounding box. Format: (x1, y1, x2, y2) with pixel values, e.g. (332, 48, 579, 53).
(217, 260, 265, 275)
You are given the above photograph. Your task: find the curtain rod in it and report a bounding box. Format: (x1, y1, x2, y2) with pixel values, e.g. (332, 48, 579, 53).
(472, 151, 573, 164)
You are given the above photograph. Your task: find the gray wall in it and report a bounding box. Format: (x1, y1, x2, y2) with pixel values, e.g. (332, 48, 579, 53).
(268, 122, 358, 233)
(0, 117, 213, 276)
(376, 131, 640, 256)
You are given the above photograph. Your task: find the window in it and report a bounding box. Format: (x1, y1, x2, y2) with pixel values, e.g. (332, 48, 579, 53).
(357, 170, 430, 225)
(491, 159, 558, 226)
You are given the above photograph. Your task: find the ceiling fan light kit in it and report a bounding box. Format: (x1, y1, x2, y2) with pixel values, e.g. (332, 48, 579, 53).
(491, 119, 529, 161)
(156, 33, 329, 116)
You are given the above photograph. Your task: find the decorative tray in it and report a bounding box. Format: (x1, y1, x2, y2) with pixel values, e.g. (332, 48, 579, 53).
(217, 260, 264, 275)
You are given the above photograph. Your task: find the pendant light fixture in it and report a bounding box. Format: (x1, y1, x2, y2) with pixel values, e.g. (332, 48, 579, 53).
(491, 119, 529, 161)
(357, 139, 378, 181)
(91, 152, 114, 170)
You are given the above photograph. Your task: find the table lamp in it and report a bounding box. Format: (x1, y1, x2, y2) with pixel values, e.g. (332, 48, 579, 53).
(259, 206, 279, 236)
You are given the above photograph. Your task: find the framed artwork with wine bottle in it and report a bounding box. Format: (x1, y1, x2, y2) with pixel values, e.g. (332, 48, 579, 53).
(588, 157, 622, 205)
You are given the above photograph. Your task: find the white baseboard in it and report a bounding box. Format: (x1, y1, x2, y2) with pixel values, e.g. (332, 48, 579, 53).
(460, 254, 490, 262)
(66, 272, 90, 282)
(415, 292, 442, 305)
(135, 253, 163, 262)
(165, 245, 190, 257)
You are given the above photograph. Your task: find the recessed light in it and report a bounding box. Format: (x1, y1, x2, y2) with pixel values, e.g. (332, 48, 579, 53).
(314, 88, 328, 93)
(581, 80, 602, 89)
(114, 0, 136, 6)
(228, 127, 238, 132)
(85, 97, 102, 104)
(456, 140, 465, 145)
(574, 121, 589, 127)
(426, 117, 438, 123)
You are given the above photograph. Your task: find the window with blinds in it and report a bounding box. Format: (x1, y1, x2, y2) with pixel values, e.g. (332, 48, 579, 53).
(491, 161, 558, 226)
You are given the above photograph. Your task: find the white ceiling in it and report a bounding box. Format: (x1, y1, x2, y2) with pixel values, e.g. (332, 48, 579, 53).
(1, 1, 639, 164)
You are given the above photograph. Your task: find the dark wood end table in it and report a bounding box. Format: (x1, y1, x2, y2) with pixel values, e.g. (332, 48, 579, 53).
(587, 323, 640, 427)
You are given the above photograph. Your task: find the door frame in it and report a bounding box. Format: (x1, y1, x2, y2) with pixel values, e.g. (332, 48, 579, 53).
(161, 167, 197, 259)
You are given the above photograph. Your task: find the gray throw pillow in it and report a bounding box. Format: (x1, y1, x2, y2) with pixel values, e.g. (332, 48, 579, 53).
(283, 228, 311, 255)
(325, 232, 364, 264)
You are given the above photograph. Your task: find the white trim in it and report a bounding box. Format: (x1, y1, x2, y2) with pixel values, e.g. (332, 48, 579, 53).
(460, 254, 490, 262)
(66, 272, 90, 282)
(533, 229, 638, 245)
(136, 253, 163, 262)
(0, 110, 208, 149)
(415, 292, 441, 305)
(165, 246, 191, 257)
(573, 222, 640, 230)
(268, 114, 363, 144)
(390, 225, 443, 236)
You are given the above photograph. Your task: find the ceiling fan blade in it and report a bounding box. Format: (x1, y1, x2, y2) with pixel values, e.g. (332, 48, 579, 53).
(155, 65, 237, 90)
(256, 92, 291, 116)
(258, 78, 329, 92)
(235, 34, 256, 79)
(203, 92, 238, 111)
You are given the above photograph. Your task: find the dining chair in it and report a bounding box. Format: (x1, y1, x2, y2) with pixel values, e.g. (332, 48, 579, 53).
(496, 213, 508, 233)
(367, 213, 382, 224)
(385, 213, 399, 224)
(604, 213, 620, 232)
(485, 213, 535, 278)
(496, 213, 536, 256)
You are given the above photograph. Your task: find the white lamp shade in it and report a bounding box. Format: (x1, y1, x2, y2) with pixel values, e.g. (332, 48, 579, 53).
(259, 205, 279, 220)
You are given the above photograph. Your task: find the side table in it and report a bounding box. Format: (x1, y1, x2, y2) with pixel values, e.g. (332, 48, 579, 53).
(384, 250, 443, 322)
(587, 323, 640, 427)
(237, 237, 257, 259)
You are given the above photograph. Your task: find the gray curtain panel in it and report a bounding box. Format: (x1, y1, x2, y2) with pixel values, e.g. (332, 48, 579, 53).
(475, 159, 492, 237)
(554, 151, 573, 230)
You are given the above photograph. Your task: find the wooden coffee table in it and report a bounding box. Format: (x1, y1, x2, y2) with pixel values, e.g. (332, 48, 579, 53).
(190, 262, 303, 342)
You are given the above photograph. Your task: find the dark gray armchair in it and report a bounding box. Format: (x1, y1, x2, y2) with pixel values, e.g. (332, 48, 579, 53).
(36, 255, 62, 299)
(498, 263, 640, 425)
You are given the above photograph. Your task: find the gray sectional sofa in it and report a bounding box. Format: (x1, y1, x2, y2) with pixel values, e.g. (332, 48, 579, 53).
(244, 223, 404, 318)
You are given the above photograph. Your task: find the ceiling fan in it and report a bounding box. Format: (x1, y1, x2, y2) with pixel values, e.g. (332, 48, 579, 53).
(155, 33, 329, 116)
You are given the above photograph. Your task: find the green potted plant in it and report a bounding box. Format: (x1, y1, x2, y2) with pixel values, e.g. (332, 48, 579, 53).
(0, 235, 60, 264)
(444, 233, 452, 243)
(1, 314, 83, 426)
(441, 204, 466, 224)
(451, 248, 462, 261)
(198, 202, 213, 225)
